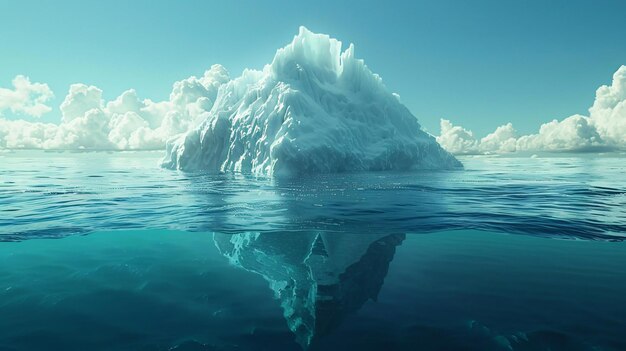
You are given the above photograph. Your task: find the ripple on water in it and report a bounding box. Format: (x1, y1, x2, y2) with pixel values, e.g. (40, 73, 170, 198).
(0, 151, 625, 241)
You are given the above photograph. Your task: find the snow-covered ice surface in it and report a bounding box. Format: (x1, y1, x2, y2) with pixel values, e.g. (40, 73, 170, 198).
(162, 27, 461, 176)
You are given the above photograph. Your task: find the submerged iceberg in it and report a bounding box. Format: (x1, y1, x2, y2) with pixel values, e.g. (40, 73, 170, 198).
(213, 232, 405, 347)
(162, 27, 461, 176)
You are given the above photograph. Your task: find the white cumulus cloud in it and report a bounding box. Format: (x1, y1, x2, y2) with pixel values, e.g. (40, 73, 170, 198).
(0, 64, 230, 150)
(436, 119, 479, 155)
(438, 65, 626, 154)
(0, 75, 54, 118)
(589, 65, 626, 147)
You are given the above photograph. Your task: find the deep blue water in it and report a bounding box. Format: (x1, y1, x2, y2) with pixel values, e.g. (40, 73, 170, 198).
(1, 151, 626, 350)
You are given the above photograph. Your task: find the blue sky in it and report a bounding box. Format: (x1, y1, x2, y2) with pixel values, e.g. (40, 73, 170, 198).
(1, 0, 625, 135)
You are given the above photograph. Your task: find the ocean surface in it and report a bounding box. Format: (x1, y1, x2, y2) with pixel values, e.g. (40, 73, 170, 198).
(1, 151, 626, 350)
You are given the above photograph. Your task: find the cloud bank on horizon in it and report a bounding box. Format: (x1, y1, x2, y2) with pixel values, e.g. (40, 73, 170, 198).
(0, 65, 230, 150)
(0, 31, 624, 154)
(437, 65, 626, 154)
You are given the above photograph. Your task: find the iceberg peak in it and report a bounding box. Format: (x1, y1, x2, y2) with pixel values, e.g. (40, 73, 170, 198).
(162, 27, 461, 176)
(271, 27, 345, 81)
(269, 26, 384, 97)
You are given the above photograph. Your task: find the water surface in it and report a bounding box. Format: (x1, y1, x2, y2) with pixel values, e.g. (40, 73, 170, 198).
(1, 151, 625, 350)
(1, 151, 625, 241)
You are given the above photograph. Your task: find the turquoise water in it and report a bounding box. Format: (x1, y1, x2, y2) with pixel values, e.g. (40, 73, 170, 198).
(1, 230, 625, 350)
(1, 151, 626, 350)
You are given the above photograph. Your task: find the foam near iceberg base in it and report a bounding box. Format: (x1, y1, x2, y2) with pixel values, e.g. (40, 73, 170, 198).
(161, 27, 461, 176)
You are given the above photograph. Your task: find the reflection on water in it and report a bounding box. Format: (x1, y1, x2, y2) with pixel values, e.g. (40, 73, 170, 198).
(214, 232, 405, 347)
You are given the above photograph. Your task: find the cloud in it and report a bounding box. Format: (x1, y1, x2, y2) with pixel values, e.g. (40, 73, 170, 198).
(2, 63, 625, 154)
(60, 84, 103, 122)
(438, 65, 626, 154)
(479, 123, 518, 153)
(0, 64, 230, 150)
(436, 120, 518, 154)
(0, 75, 54, 118)
(515, 115, 605, 152)
(589, 65, 626, 147)
(436, 119, 479, 155)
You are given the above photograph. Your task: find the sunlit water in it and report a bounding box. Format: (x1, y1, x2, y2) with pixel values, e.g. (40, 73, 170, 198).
(1, 151, 626, 350)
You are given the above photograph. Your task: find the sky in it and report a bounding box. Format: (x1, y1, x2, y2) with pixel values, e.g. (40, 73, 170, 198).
(1, 0, 625, 142)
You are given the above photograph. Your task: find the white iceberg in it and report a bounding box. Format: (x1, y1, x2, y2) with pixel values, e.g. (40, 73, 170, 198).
(161, 27, 461, 176)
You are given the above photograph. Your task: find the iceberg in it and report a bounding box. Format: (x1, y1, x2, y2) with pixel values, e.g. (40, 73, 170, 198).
(162, 27, 461, 176)
(213, 232, 405, 348)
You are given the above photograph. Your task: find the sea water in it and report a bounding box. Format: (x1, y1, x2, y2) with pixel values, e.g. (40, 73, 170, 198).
(1, 151, 625, 350)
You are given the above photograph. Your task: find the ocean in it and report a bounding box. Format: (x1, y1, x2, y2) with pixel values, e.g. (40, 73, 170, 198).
(1, 151, 625, 350)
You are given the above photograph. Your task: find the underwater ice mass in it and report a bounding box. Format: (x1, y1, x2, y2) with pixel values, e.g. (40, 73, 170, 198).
(161, 27, 461, 175)
(214, 232, 404, 347)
